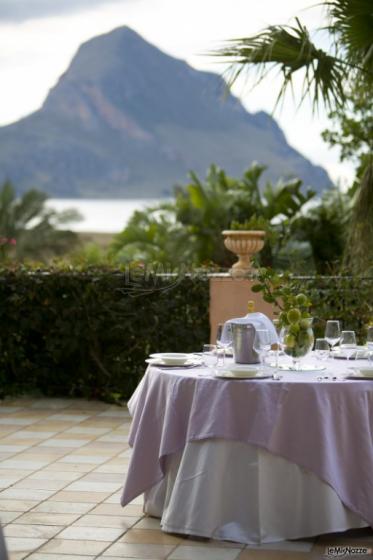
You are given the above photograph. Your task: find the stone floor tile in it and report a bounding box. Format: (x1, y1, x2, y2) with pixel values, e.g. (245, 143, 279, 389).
(12, 479, 69, 491)
(48, 414, 90, 423)
(51, 490, 110, 503)
(0, 511, 22, 523)
(8, 552, 28, 560)
(97, 435, 129, 443)
(119, 529, 183, 545)
(30, 399, 75, 410)
(29, 471, 83, 482)
(38, 439, 90, 448)
(0, 445, 29, 453)
(104, 492, 124, 504)
(133, 518, 162, 530)
(237, 551, 312, 559)
(32, 501, 93, 515)
(14, 512, 81, 526)
(0, 488, 56, 501)
(0, 407, 23, 414)
(64, 427, 109, 436)
(245, 540, 314, 552)
(57, 455, 108, 464)
(94, 461, 128, 474)
(101, 542, 176, 558)
(0, 418, 38, 426)
(58, 525, 124, 541)
(168, 545, 241, 560)
(5, 536, 47, 553)
(44, 463, 94, 473)
(8, 431, 57, 440)
(81, 472, 123, 483)
(37, 538, 110, 556)
(89, 503, 142, 517)
(0, 499, 39, 512)
(0, 479, 25, 490)
(28, 554, 96, 560)
(72, 514, 137, 530)
(64, 481, 121, 493)
(0, 459, 51, 470)
(4, 523, 62, 539)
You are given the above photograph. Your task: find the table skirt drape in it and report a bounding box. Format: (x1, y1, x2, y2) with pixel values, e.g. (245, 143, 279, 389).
(144, 439, 367, 544)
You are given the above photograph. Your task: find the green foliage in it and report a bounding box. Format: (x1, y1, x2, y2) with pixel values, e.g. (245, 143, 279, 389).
(252, 267, 373, 342)
(215, 0, 373, 111)
(111, 163, 315, 269)
(0, 180, 82, 262)
(0, 266, 209, 401)
(290, 188, 351, 273)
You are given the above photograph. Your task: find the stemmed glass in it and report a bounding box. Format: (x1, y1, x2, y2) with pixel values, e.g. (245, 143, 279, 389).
(201, 344, 218, 376)
(340, 331, 357, 362)
(253, 329, 271, 373)
(272, 319, 282, 368)
(314, 338, 330, 361)
(325, 320, 341, 356)
(366, 327, 373, 363)
(216, 323, 232, 366)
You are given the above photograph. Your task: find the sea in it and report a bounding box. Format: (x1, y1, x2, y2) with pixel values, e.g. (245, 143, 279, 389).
(47, 198, 165, 233)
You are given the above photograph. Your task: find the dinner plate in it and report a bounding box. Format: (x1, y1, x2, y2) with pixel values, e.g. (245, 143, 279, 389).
(146, 358, 202, 368)
(277, 363, 326, 372)
(348, 367, 373, 378)
(215, 371, 271, 380)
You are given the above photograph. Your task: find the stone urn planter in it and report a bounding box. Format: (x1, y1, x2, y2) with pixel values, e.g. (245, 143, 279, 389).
(222, 230, 266, 277)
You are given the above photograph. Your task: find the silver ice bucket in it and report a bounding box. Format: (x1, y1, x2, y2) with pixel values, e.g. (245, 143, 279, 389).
(231, 322, 259, 364)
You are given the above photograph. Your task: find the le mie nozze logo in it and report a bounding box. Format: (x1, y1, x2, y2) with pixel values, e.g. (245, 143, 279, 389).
(325, 545, 372, 557)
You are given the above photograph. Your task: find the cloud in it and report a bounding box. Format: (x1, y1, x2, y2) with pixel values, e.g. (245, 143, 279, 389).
(0, 0, 129, 23)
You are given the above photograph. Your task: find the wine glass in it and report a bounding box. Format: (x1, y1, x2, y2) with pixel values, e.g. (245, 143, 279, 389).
(253, 329, 271, 373)
(325, 320, 341, 356)
(314, 338, 330, 361)
(202, 344, 218, 375)
(340, 331, 357, 362)
(216, 323, 232, 366)
(366, 326, 373, 363)
(272, 319, 282, 368)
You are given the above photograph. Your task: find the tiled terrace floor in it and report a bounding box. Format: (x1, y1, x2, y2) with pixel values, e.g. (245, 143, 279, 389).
(0, 397, 372, 560)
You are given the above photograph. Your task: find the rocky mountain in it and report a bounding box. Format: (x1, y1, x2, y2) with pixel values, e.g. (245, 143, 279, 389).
(0, 27, 330, 197)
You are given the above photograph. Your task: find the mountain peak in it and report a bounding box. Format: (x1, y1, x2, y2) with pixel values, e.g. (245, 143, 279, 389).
(0, 27, 330, 198)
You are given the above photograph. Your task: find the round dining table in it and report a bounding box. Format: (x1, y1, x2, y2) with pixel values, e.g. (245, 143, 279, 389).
(120, 354, 373, 544)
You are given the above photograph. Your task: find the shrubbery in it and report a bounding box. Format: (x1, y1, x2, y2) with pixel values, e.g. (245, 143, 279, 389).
(0, 266, 371, 402)
(0, 266, 209, 401)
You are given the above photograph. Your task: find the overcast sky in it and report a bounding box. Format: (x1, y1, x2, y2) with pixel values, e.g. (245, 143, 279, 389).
(0, 0, 354, 186)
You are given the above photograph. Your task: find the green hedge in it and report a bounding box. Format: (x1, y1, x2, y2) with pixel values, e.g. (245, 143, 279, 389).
(0, 267, 371, 402)
(0, 267, 210, 401)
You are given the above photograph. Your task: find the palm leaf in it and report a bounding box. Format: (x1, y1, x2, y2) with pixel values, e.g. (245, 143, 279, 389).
(214, 18, 348, 110)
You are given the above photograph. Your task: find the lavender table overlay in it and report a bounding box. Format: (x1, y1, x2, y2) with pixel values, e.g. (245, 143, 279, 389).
(121, 359, 373, 527)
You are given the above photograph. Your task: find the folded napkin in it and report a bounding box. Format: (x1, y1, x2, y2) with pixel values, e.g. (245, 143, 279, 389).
(221, 312, 278, 344)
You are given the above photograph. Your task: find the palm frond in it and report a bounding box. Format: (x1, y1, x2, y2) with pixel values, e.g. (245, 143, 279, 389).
(326, 0, 373, 77)
(214, 18, 348, 110)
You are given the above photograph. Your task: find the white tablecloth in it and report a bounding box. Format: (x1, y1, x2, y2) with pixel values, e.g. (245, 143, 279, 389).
(144, 439, 366, 544)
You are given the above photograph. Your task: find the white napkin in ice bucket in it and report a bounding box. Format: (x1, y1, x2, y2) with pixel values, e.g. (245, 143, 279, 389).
(221, 312, 278, 345)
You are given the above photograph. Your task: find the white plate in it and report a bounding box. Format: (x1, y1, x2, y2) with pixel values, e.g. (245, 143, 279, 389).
(277, 363, 326, 372)
(349, 367, 373, 378)
(146, 358, 202, 368)
(149, 352, 190, 365)
(215, 371, 271, 380)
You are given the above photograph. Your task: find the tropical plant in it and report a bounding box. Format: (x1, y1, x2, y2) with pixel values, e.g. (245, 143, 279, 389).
(0, 180, 82, 261)
(214, 0, 373, 273)
(111, 163, 315, 268)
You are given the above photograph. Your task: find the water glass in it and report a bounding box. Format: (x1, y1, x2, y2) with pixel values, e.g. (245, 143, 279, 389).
(325, 320, 341, 353)
(253, 329, 271, 372)
(340, 330, 357, 361)
(314, 338, 329, 361)
(216, 323, 232, 365)
(202, 344, 218, 374)
(367, 326, 373, 363)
